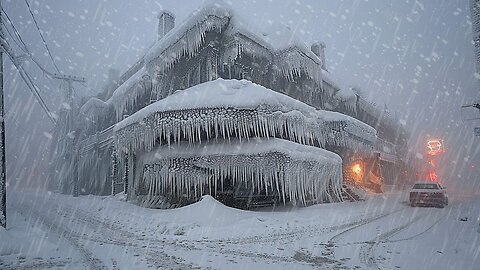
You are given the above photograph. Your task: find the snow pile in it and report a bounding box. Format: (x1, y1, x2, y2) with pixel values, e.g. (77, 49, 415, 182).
(172, 195, 245, 225)
(139, 138, 343, 206)
(114, 79, 376, 154)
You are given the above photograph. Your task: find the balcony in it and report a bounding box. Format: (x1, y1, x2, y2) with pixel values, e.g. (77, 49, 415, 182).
(78, 125, 115, 155)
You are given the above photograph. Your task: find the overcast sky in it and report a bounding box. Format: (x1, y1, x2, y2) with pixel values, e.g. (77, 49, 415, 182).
(2, 0, 479, 188)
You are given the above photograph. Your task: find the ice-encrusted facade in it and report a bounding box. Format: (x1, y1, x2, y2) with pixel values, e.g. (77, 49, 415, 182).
(111, 79, 375, 206)
(49, 1, 408, 207)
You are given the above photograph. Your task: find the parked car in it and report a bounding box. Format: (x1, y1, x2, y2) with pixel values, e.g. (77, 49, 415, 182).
(409, 181, 448, 208)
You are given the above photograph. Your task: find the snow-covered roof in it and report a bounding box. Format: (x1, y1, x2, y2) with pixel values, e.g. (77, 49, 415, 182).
(322, 70, 341, 91)
(105, 67, 151, 120)
(140, 137, 343, 205)
(224, 10, 321, 63)
(333, 86, 357, 114)
(114, 79, 376, 154)
(223, 7, 323, 83)
(335, 87, 357, 102)
(143, 137, 341, 165)
(115, 79, 316, 130)
(104, 0, 328, 122)
(79, 97, 109, 116)
(145, 3, 231, 76)
(144, 0, 323, 83)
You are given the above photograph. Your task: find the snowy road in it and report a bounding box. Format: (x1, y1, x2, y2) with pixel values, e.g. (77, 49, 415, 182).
(1, 189, 479, 270)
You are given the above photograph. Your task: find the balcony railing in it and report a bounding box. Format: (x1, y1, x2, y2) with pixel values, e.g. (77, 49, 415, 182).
(78, 125, 115, 155)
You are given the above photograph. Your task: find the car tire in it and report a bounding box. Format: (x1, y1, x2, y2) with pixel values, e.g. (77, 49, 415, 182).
(410, 200, 416, 207)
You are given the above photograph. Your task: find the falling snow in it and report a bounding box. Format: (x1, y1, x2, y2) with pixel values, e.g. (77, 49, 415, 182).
(0, 0, 479, 269)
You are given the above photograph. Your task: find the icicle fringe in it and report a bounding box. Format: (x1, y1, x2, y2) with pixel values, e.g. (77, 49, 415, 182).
(138, 139, 343, 207)
(114, 106, 376, 158)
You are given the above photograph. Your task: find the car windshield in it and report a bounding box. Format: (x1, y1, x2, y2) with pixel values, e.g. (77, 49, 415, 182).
(413, 183, 439, 190)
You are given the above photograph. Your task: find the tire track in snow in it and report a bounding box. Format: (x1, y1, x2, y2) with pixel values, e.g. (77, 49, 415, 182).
(202, 207, 405, 246)
(360, 207, 449, 269)
(386, 214, 444, 243)
(329, 208, 404, 243)
(70, 205, 309, 269)
(189, 208, 405, 269)
(16, 196, 199, 270)
(1, 259, 76, 270)
(45, 203, 199, 270)
(15, 203, 107, 270)
(52, 201, 316, 269)
(319, 208, 404, 268)
(52, 195, 404, 269)
(358, 215, 424, 270)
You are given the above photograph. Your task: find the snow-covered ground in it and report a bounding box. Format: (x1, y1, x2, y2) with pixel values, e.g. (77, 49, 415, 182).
(1, 185, 479, 270)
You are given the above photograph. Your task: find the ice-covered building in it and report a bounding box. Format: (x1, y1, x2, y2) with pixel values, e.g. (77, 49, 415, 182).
(49, 2, 407, 208)
(471, 0, 480, 74)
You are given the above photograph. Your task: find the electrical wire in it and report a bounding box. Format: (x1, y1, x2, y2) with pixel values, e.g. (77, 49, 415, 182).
(0, 6, 86, 124)
(0, 7, 28, 52)
(0, 18, 56, 123)
(1, 8, 57, 78)
(1, 15, 26, 52)
(2, 10, 86, 89)
(23, 0, 60, 73)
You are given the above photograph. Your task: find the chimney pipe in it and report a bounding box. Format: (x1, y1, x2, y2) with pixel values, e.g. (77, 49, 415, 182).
(157, 11, 175, 41)
(311, 42, 326, 70)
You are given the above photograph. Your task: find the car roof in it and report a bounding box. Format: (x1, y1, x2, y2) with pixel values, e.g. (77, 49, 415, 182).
(413, 181, 439, 185)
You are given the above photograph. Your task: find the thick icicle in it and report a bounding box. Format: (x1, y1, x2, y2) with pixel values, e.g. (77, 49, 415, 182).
(138, 138, 343, 207)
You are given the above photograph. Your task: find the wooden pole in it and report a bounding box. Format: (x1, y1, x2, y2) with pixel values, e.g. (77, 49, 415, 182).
(0, 0, 7, 229)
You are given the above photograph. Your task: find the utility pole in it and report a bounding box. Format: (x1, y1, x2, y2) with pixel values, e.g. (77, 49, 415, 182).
(0, 2, 87, 208)
(53, 76, 85, 198)
(0, 0, 7, 229)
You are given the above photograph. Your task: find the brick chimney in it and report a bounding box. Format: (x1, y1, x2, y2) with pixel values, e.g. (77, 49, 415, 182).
(157, 11, 175, 41)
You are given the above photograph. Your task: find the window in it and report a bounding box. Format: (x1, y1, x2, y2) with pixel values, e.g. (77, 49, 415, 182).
(413, 183, 439, 189)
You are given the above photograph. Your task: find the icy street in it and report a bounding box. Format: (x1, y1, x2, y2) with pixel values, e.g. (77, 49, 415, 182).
(1, 184, 479, 270)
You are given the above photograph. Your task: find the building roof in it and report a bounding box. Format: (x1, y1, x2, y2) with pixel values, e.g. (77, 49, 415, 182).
(144, 0, 323, 83)
(114, 79, 377, 154)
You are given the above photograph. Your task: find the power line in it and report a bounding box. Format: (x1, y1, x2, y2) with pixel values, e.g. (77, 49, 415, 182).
(1, 9, 85, 84)
(0, 7, 28, 52)
(1, 15, 26, 52)
(23, 0, 60, 73)
(1, 7, 53, 77)
(0, 30, 56, 123)
(0, 7, 49, 75)
(0, 6, 85, 123)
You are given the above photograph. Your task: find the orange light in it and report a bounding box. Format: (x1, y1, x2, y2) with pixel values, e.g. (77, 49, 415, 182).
(428, 171, 438, 182)
(352, 163, 362, 175)
(426, 139, 445, 156)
